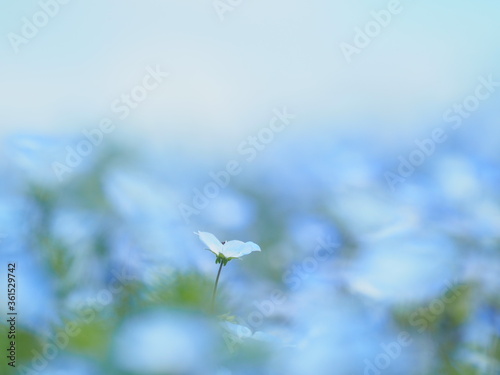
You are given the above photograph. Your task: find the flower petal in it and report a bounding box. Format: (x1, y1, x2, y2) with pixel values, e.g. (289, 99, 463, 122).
(222, 240, 261, 258)
(195, 231, 223, 255)
(240, 241, 261, 255)
(220, 240, 245, 258)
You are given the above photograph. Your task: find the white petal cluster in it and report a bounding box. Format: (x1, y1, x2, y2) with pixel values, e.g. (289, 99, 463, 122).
(195, 231, 261, 260)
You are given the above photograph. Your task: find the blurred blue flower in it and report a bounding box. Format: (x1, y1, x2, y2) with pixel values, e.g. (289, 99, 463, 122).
(349, 232, 457, 303)
(113, 311, 219, 374)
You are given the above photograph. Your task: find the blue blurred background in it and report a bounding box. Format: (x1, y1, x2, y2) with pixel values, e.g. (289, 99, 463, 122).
(1, 1, 500, 374)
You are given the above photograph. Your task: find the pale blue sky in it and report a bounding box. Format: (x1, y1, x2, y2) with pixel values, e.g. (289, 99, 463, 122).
(1, 0, 499, 155)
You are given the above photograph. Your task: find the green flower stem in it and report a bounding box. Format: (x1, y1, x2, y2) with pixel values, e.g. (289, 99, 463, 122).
(211, 262, 224, 313)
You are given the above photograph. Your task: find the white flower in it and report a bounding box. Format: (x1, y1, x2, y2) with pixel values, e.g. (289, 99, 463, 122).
(195, 231, 261, 264)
